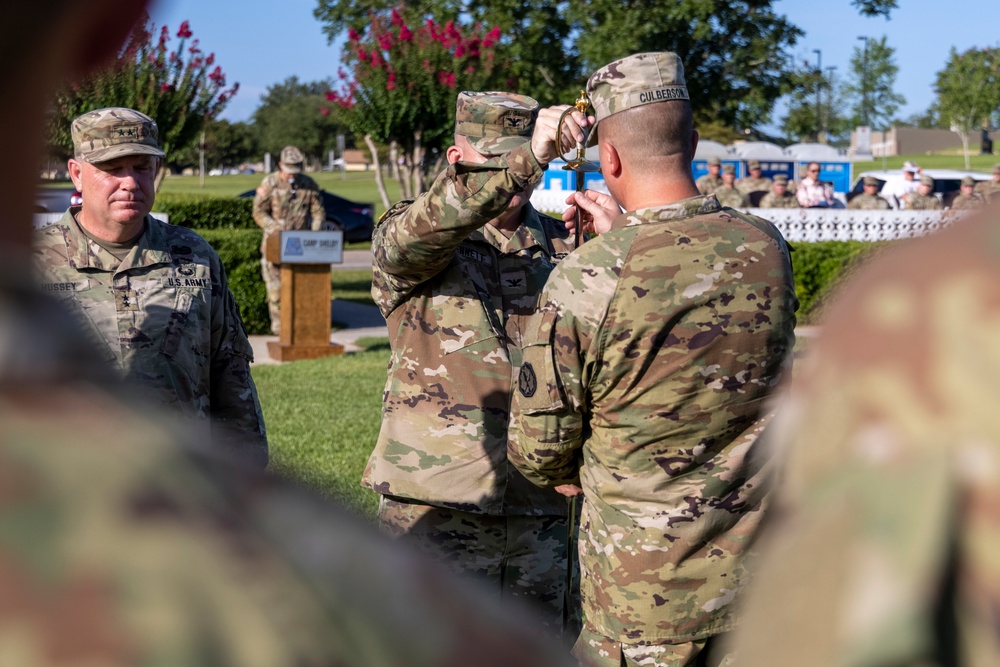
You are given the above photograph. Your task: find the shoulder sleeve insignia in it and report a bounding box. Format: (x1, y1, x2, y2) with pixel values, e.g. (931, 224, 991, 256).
(518, 362, 537, 398)
(377, 199, 416, 228)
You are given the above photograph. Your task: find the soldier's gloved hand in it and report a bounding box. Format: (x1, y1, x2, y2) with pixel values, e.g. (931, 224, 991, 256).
(563, 190, 620, 236)
(530, 106, 593, 168)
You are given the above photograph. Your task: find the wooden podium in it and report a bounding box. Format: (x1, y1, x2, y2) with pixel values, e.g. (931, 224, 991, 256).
(264, 230, 345, 362)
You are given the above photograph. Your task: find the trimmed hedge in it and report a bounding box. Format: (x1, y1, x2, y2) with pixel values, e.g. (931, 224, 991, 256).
(790, 240, 890, 323)
(156, 193, 256, 230)
(197, 228, 270, 335)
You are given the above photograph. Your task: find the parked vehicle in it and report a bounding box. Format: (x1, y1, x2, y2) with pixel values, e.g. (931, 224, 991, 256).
(849, 169, 991, 209)
(34, 187, 81, 213)
(238, 189, 375, 242)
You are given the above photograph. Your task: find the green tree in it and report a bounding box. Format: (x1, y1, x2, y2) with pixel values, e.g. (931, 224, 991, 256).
(844, 35, 905, 132)
(170, 119, 259, 172)
(851, 0, 897, 18)
(781, 67, 853, 145)
(326, 8, 502, 204)
(934, 46, 1000, 168)
(47, 16, 238, 189)
(253, 76, 350, 166)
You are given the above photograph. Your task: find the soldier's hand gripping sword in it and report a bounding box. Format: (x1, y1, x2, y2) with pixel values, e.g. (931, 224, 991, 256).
(555, 91, 600, 247)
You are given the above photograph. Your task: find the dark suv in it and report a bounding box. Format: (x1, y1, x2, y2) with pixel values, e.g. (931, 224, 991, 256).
(238, 189, 374, 243)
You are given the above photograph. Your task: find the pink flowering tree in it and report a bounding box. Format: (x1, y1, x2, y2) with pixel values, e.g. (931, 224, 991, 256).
(47, 15, 238, 189)
(325, 7, 504, 204)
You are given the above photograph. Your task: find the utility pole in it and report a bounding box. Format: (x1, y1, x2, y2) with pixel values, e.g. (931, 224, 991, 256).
(813, 49, 822, 141)
(825, 66, 837, 142)
(857, 36, 869, 127)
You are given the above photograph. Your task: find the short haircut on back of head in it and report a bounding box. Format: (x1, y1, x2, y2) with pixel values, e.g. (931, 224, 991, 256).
(600, 100, 693, 169)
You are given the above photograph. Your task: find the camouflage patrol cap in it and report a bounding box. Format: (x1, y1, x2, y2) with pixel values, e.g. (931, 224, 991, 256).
(71, 107, 165, 164)
(722, 164, 736, 175)
(454, 91, 539, 157)
(585, 51, 689, 147)
(773, 174, 789, 185)
(863, 176, 879, 186)
(920, 175, 934, 187)
(706, 156, 721, 167)
(748, 160, 761, 170)
(961, 176, 976, 187)
(280, 146, 305, 173)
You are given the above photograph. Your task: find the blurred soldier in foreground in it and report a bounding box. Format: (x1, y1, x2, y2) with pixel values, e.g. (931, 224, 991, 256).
(34, 107, 268, 468)
(737, 159, 772, 196)
(252, 145, 326, 334)
(511, 51, 797, 667)
(727, 202, 1000, 667)
(975, 163, 1000, 202)
(365, 91, 587, 634)
(0, 2, 577, 665)
(695, 155, 722, 195)
(758, 174, 799, 208)
(848, 175, 891, 210)
(714, 163, 750, 208)
(950, 176, 986, 211)
(905, 174, 943, 211)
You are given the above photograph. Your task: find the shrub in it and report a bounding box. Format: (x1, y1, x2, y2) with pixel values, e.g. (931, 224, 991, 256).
(196, 228, 269, 335)
(156, 193, 256, 229)
(790, 240, 891, 323)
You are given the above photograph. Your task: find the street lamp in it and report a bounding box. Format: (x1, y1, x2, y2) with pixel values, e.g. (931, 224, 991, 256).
(813, 49, 822, 141)
(857, 36, 869, 127)
(824, 66, 837, 142)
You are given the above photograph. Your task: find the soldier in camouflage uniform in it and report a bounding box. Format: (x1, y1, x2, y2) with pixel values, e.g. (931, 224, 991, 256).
(365, 91, 591, 635)
(695, 155, 722, 195)
(0, 3, 581, 664)
(511, 51, 798, 667)
(714, 164, 750, 208)
(727, 196, 1000, 667)
(975, 163, 1000, 203)
(736, 159, 772, 196)
(905, 174, 943, 211)
(950, 175, 986, 210)
(847, 175, 891, 210)
(758, 174, 799, 208)
(34, 108, 267, 468)
(252, 145, 326, 334)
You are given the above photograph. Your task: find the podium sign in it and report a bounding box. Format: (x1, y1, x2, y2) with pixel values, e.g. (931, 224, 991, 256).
(278, 230, 344, 264)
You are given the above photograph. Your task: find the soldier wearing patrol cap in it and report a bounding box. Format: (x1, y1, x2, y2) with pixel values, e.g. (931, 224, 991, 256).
(715, 164, 750, 208)
(33, 107, 268, 468)
(737, 159, 772, 196)
(695, 155, 723, 195)
(950, 175, 986, 210)
(510, 51, 797, 667)
(905, 174, 943, 210)
(759, 174, 799, 208)
(975, 163, 1000, 202)
(365, 90, 591, 636)
(848, 175, 891, 210)
(253, 144, 327, 334)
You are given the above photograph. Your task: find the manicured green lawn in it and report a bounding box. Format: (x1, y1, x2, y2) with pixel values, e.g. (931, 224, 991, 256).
(331, 269, 375, 307)
(852, 153, 999, 173)
(253, 337, 389, 521)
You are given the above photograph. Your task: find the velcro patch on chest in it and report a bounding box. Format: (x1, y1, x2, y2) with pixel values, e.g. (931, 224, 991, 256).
(457, 245, 493, 267)
(518, 362, 537, 397)
(40, 280, 89, 293)
(501, 269, 529, 295)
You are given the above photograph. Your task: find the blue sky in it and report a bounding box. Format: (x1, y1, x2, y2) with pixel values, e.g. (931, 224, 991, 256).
(149, 0, 1000, 129)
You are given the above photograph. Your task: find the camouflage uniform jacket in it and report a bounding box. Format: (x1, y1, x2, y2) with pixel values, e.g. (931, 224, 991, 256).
(511, 194, 798, 643)
(252, 172, 325, 245)
(714, 186, 749, 209)
(847, 193, 891, 210)
(33, 208, 268, 467)
(737, 176, 772, 195)
(695, 173, 722, 196)
(364, 145, 575, 516)
(905, 192, 942, 210)
(758, 191, 799, 209)
(730, 206, 1000, 667)
(975, 180, 1000, 202)
(950, 192, 985, 210)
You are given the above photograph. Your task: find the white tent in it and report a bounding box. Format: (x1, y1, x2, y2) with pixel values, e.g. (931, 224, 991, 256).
(785, 143, 842, 161)
(731, 141, 785, 158)
(694, 140, 729, 158)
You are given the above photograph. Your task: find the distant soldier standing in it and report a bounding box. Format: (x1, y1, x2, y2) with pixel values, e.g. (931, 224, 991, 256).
(951, 176, 986, 210)
(847, 176, 891, 210)
(906, 175, 943, 210)
(253, 145, 326, 335)
(758, 174, 799, 208)
(975, 164, 1000, 202)
(364, 91, 588, 635)
(512, 52, 797, 667)
(695, 155, 723, 195)
(34, 107, 268, 468)
(714, 164, 750, 208)
(737, 159, 772, 196)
